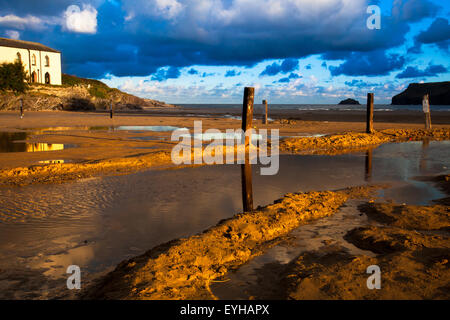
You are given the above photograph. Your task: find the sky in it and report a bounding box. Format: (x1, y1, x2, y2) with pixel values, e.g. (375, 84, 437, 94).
(0, 0, 449, 104)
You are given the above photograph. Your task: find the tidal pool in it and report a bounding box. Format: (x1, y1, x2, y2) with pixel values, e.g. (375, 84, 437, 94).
(0, 132, 76, 153)
(0, 140, 448, 298)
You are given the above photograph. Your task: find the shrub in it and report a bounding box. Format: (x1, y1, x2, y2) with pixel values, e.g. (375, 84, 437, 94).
(0, 61, 29, 94)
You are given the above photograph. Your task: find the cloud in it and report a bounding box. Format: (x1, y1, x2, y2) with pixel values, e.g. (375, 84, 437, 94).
(415, 17, 450, 50)
(187, 68, 199, 75)
(4, 30, 20, 39)
(260, 59, 299, 76)
(276, 72, 302, 83)
(0, 14, 45, 30)
(329, 50, 405, 77)
(151, 66, 181, 81)
(396, 64, 447, 78)
(391, 0, 439, 22)
(64, 4, 98, 34)
(224, 70, 241, 77)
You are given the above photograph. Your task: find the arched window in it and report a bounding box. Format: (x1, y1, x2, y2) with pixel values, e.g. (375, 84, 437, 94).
(45, 56, 50, 67)
(45, 72, 50, 84)
(31, 54, 36, 66)
(16, 52, 21, 63)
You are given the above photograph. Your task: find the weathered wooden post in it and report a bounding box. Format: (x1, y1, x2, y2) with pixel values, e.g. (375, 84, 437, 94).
(19, 98, 23, 118)
(366, 93, 374, 133)
(423, 94, 431, 130)
(241, 87, 254, 212)
(364, 148, 373, 181)
(263, 99, 268, 124)
(109, 101, 113, 119)
(242, 87, 254, 147)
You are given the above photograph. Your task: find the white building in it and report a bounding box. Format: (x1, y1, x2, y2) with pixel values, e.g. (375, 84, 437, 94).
(0, 38, 62, 85)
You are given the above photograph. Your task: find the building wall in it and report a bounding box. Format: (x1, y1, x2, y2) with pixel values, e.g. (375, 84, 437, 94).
(0, 46, 62, 85)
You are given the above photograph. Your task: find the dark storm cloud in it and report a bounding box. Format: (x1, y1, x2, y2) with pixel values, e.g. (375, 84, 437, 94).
(415, 17, 450, 49)
(0, 0, 445, 78)
(396, 63, 447, 78)
(329, 50, 405, 77)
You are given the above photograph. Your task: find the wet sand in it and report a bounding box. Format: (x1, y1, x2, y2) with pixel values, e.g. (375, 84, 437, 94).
(0, 110, 449, 300)
(0, 110, 449, 186)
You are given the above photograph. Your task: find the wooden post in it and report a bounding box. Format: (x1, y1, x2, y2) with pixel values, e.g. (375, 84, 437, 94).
(364, 148, 373, 181)
(241, 160, 253, 212)
(241, 87, 254, 212)
(110, 101, 113, 119)
(366, 93, 374, 133)
(19, 99, 23, 118)
(423, 94, 431, 130)
(263, 99, 268, 125)
(242, 87, 254, 147)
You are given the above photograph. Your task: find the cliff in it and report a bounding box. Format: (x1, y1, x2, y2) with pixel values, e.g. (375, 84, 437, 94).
(0, 74, 175, 111)
(391, 81, 450, 105)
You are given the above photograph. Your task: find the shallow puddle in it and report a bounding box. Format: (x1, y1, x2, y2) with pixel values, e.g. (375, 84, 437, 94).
(0, 141, 448, 298)
(0, 132, 76, 153)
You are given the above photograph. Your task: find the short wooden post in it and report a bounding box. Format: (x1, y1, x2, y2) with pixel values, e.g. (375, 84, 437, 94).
(423, 94, 431, 130)
(364, 148, 373, 181)
(242, 87, 254, 147)
(110, 101, 113, 119)
(263, 99, 268, 124)
(241, 161, 253, 212)
(19, 99, 23, 118)
(366, 93, 374, 133)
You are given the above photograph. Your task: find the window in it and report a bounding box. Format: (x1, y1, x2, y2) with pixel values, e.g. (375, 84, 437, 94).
(16, 52, 21, 62)
(45, 72, 50, 84)
(45, 56, 50, 67)
(31, 54, 36, 66)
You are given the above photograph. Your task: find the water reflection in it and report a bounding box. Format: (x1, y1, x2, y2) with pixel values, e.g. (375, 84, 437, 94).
(241, 159, 253, 212)
(364, 148, 373, 182)
(0, 141, 448, 298)
(0, 132, 74, 153)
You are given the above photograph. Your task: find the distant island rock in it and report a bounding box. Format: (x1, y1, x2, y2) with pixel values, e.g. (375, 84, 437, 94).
(392, 81, 450, 105)
(338, 98, 360, 105)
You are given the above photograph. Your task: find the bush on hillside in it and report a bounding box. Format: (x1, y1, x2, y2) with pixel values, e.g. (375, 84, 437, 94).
(0, 61, 29, 94)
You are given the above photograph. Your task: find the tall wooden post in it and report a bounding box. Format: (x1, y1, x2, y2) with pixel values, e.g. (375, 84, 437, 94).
(241, 87, 254, 212)
(110, 101, 113, 119)
(242, 87, 254, 147)
(366, 93, 374, 133)
(263, 99, 268, 124)
(423, 94, 431, 130)
(19, 99, 23, 118)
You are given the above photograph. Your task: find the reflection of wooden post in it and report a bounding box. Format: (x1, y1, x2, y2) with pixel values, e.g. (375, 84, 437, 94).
(364, 148, 373, 181)
(19, 99, 23, 118)
(419, 139, 429, 172)
(110, 101, 113, 119)
(242, 87, 254, 148)
(423, 94, 431, 130)
(263, 100, 268, 124)
(366, 93, 374, 133)
(241, 160, 253, 212)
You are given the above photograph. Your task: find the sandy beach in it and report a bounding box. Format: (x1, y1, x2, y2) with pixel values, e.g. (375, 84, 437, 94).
(0, 109, 449, 300)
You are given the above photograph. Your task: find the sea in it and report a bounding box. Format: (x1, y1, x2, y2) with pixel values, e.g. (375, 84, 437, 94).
(178, 104, 450, 112)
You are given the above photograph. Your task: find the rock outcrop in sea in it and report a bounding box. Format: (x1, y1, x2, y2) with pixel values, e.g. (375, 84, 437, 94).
(338, 98, 360, 105)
